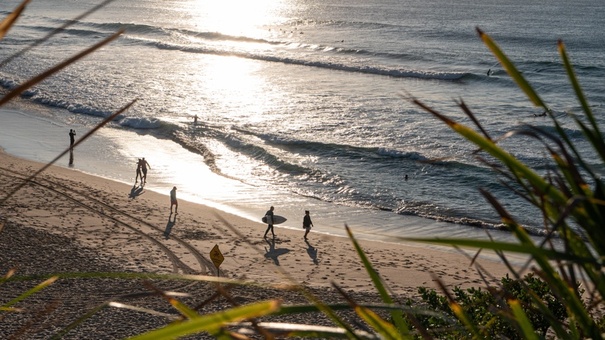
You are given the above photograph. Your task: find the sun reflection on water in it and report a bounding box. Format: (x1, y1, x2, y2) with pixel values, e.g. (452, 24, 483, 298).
(187, 0, 288, 36)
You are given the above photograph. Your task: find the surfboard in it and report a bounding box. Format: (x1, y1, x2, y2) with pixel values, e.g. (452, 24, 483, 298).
(262, 215, 287, 225)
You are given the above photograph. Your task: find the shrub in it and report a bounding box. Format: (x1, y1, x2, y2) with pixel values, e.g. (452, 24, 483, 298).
(412, 273, 567, 339)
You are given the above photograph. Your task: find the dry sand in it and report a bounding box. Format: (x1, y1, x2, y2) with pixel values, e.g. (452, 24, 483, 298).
(0, 150, 520, 338)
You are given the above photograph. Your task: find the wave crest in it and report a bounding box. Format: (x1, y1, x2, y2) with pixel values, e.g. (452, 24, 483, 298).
(119, 117, 162, 129)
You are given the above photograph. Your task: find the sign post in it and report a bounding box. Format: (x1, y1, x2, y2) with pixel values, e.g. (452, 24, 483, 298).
(209, 244, 224, 277)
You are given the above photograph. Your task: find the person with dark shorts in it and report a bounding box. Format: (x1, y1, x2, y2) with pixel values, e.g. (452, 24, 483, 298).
(263, 206, 275, 238)
(69, 129, 76, 149)
(303, 210, 313, 239)
(140, 157, 151, 183)
(170, 186, 178, 214)
(135, 158, 142, 183)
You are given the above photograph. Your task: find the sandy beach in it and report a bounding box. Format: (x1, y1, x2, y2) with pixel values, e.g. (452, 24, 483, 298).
(0, 149, 520, 338)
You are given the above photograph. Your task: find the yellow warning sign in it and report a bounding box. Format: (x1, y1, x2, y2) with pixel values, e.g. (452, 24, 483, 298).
(210, 244, 224, 269)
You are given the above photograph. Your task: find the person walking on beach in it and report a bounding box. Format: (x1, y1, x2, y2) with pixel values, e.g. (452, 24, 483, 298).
(263, 206, 275, 238)
(135, 158, 143, 183)
(140, 157, 151, 183)
(170, 186, 178, 214)
(69, 129, 76, 149)
(303, 210, 313, 239)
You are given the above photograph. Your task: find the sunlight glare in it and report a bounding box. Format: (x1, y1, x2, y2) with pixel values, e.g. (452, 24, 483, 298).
(191, 0, 287, 36)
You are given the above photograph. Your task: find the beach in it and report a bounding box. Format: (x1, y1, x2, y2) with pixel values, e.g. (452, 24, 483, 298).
(0, 149, 520, 338)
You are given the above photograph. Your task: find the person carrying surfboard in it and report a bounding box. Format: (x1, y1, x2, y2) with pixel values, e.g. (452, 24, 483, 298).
(263, 206, 275, 238)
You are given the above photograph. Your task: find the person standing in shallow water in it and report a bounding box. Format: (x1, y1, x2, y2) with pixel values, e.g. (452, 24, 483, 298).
(170, 186, 178, 214)
(140, 157, 151, 183)
(69, 129, 76, 149)
(303, 210, 313, 239)
(263, 206, 275, 238)
(135, 158, 142, 183)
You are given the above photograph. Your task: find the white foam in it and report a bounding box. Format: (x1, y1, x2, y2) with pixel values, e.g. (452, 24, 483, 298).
(0, 107, 524, 247)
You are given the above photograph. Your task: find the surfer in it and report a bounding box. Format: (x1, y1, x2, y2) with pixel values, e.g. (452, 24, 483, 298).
(263, 206, 275, 238)
(534, 108, 551, 117)
(303, 210, 313, 239)
(170, 186, 178, 214)
(193, 115, 198, 124)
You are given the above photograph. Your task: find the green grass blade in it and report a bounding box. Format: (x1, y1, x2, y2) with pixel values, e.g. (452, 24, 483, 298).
(508, 299, 540, 340)
(558, 40, 605, 164)
(413, 100, 567, 207)
(168, 297, 199, 320)
(127, 300, 281, 340)
(346, 225, 410, 335)
(477, 28, 548, 111)
(449, 302, 482, 338)
(2, 276, 57, 308)
(354, 305, 403, 340)
(558, 40, 598, 134)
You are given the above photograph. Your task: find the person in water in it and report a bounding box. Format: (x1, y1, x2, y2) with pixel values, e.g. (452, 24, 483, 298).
(135, 158, 142, 183)
(140, 157, 151, 183)
(303, 210, 313, 239)
(69, 129, 76, 149)
(263, 206, 275, 238)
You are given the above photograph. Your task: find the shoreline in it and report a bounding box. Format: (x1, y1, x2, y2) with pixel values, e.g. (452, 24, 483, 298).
(0, 148, 523, 337)
(0, 107, 522, 245)
(0, 148, 521, 289)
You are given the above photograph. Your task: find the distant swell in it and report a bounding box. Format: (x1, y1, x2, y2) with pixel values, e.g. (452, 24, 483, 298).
(149, 40, 466, 80)
(30, 18, 470, 81)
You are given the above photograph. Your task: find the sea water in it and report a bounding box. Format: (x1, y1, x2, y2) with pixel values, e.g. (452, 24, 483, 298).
(0, 0, 603, 243)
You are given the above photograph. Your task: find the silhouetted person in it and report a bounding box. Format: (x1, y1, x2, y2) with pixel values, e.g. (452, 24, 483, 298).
(135, 158, 143, 183)
(69, 129, 76, 149)
(303, 210, 313, 239)
(170, 186, 178, 214)
(193, 115, 198, 124)
(140, 157, 151, 183)
(263, 206, 275, 238)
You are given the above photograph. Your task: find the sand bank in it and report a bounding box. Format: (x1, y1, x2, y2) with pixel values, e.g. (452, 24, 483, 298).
(0, 150, 521, 338)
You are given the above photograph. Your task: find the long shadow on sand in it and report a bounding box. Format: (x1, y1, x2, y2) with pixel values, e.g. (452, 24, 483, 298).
(264, 237, 290, 266)
(128, 183, 145, 199)
(163, 213, 177, 239)
(305, 239, 319, 265)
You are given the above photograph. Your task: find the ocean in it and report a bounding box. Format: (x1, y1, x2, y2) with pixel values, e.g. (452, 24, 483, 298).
(0, 0, 603, 243)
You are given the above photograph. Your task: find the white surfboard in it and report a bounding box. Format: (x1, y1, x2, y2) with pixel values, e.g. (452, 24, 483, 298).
(262, 215, 287, 224)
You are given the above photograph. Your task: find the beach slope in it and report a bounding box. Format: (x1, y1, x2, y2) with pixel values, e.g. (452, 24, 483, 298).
(0, 150, 516, 338)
